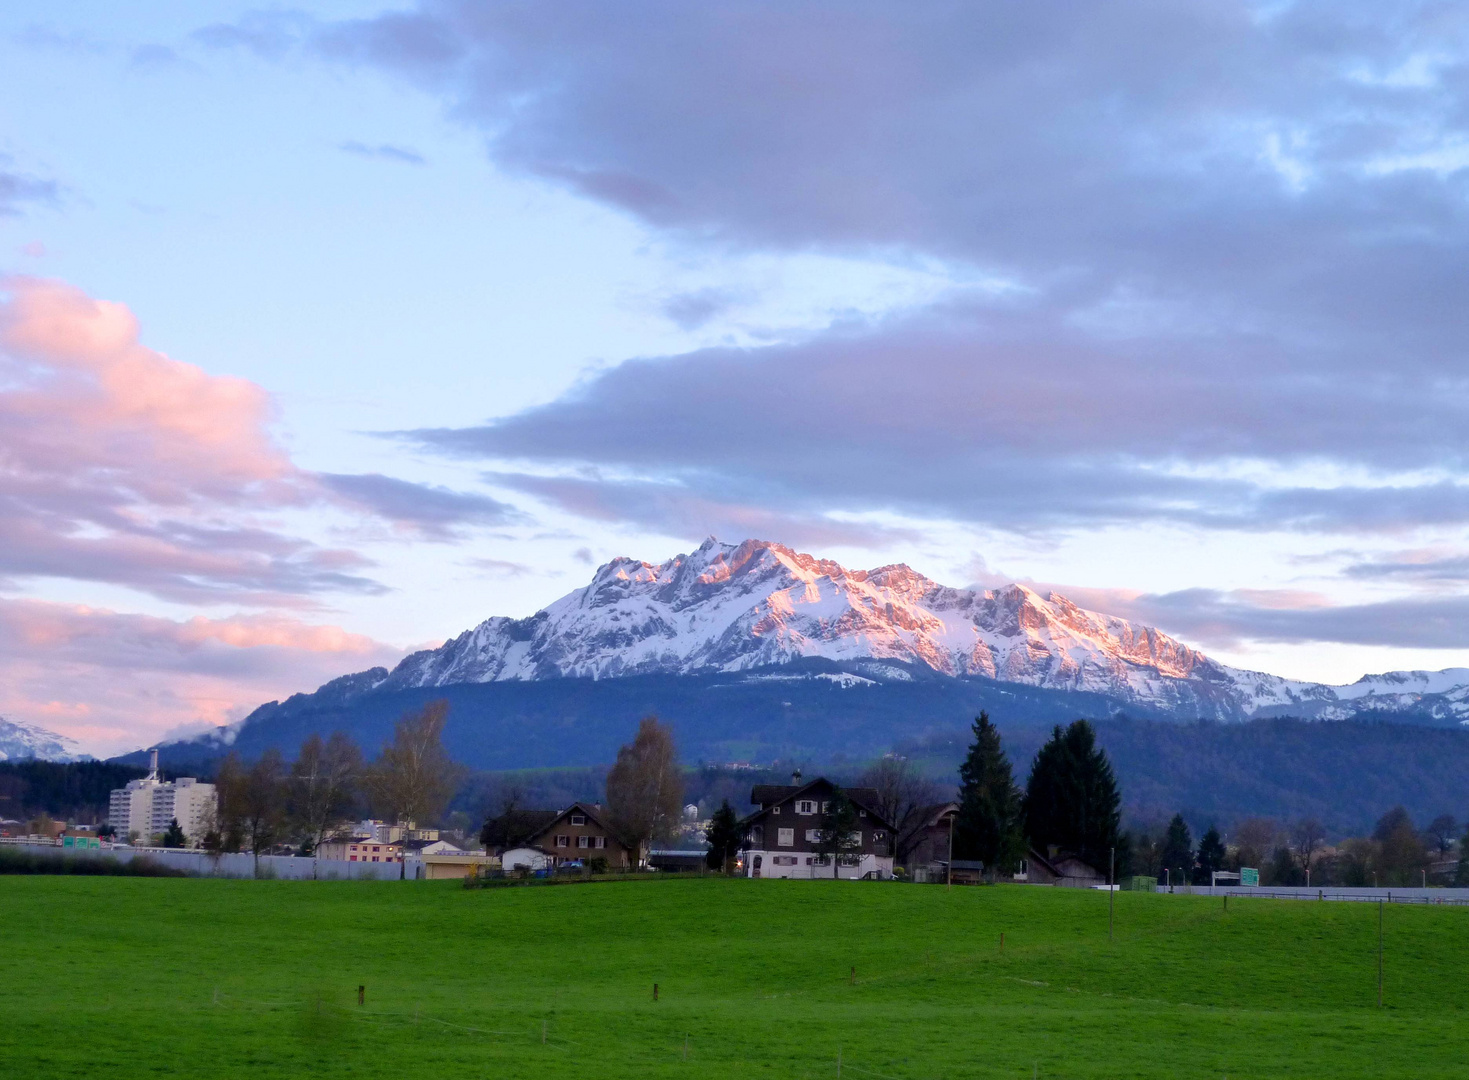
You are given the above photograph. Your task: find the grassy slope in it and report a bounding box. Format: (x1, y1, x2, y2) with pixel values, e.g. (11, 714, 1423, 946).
(1, 877, 1464, 1079)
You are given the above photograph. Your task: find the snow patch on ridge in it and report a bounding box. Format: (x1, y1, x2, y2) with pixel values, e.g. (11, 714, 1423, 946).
(378, 538, 1469, 722)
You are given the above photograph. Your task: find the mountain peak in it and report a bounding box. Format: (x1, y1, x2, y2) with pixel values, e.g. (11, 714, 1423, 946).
(381, 537, 1297, 717)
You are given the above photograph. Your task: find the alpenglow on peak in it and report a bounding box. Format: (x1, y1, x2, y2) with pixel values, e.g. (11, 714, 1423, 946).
(374, 537, 1348, 719)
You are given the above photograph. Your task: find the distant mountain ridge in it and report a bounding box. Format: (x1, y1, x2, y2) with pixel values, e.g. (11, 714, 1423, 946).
(0, 718, 84, 762)
(373, 537, 1469, 724)
(130, 537, 1469, 774)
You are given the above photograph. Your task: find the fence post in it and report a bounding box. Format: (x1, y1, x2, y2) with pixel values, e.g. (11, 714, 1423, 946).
(1377, 900, 1384, 1008)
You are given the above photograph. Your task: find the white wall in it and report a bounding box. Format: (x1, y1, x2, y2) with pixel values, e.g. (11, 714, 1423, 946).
(10, 842, 405, 880)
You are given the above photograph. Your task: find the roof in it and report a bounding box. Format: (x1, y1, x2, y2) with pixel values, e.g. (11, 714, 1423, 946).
(750, 781, 882, 808)
(522, 802, 631, 851)
(744, 779, 894, 829)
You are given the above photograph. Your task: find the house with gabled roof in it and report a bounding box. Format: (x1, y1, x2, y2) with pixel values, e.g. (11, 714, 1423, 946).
(739, 773, 896, 880)
(487, 801, 636, 869)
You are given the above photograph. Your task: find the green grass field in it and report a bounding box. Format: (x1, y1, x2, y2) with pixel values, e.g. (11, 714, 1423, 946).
(2, 876, 1465, 1078)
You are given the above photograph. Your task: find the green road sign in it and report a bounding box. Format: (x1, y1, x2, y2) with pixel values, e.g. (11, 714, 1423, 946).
(1241, 867, 1259, 886)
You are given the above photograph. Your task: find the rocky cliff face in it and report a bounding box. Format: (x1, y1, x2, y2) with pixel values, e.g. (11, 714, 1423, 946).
(373, 537, 1419, 721)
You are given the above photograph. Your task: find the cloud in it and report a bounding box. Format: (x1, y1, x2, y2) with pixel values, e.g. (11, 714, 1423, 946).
(1100, 588, 1469, 652)
(1344, 550, 1469, 586)
(0, 158, 59, 217)
(192, 12, 315, 60)
(319, 472, 523, 539)
(489, 471, 921, 550)
(0, 597, 405, 757)
(269, 2, 1469, 540)
(462, 557, 535, 577)
(0, 276, 518, 602)
(659, 287, 739, 330)
(339, 140, 427, 165)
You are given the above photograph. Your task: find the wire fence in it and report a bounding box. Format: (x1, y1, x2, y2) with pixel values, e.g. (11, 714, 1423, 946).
(1156, 884, 1469, 906)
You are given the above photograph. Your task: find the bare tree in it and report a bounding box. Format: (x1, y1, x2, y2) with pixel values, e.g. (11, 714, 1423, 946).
(1232, 817, 1279, 873)
(1291, 818, 1326, 880)
(605, 716, 683, 866)
(290, 731, 363, 853)
(367, 701, 462, 827)
(1426, 814, 1459, 859)
(214, 749, 289, 875)
(858, 755, 941, 860)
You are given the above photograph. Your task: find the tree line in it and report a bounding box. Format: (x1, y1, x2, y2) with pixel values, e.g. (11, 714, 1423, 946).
(1132, 806, 1468, 887)
(207, 701, 462, 866)
(480, 716, 690, 867)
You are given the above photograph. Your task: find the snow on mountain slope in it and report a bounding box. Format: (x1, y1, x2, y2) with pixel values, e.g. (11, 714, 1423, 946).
(0, 718, 83, 762)
(377, 537, 1434, 721)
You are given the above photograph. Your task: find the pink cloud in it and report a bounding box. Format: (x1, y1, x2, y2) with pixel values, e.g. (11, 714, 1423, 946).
(1, 275, 294, 500)
(0, 597, 405, 757)
(0, 276, 524, 600)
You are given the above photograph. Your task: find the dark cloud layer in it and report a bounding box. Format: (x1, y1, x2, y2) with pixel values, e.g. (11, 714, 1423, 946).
(203, 4, 1469, 551)
(319, 472, 523, 539)
(1086, 587, 1469, 652)
(240, 0, 1469, 539)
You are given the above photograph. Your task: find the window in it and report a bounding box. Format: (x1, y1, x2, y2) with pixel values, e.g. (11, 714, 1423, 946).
(577, 836, 591, 849)
(772, 856, 798, 866)
(371, 857, 379, 862)
(777, 828, 794, 847)
(796, 800, 815, 815)
(805, 829, 822, 843)
(751, 825, 764, 846)
(771, 806, 780, 815)
(555, 835, 570, 848)
(570, 814, 586, 825)
(594, 836, 606, 849)
(872, 831, 886, 843)
(820, 801, 830, 813)
(349, 856, 357, 862)
(372, 846, 380, 853)
(858, 810, 867, 817)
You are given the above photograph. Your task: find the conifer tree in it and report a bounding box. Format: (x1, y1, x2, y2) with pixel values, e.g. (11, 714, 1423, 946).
(704, 799, 742, 872)
(1194, 825, 1226, 885)
(160, 817, 187, 848)
(953, 712, 1024, 875)
(1160, 813, 1192, 885)
(1022, 720, 1122, 873)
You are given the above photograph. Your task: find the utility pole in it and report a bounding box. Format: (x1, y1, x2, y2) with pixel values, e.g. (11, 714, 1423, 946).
(1109, 846, 1115, 943)
(1377, 900, 1384, 1008)
(946, 810, 954, 891)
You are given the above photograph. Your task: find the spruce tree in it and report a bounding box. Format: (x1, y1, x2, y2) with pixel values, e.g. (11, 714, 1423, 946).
(1160, 814, 1192, 885)
(703, 799, 742, 872)
(1195, 825, 1226, 885)
(1022, 720, 1122, 873)
(160, 817, 187, 848)
(954, 712, 1024, 874)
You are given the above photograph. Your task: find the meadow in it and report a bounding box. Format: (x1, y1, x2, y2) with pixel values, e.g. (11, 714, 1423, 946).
(1, 875, 1465, 1079)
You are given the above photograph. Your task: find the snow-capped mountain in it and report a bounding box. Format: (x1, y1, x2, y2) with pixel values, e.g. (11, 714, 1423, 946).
(375, 537, 1468, 722)
(0, 718, 84, 762)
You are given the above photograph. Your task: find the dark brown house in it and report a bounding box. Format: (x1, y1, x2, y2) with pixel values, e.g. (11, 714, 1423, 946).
(740, 775, 897, 880)
(492, 802, 636, 869)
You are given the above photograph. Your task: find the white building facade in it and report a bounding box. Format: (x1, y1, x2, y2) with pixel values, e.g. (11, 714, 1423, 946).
(107, 751, 216, 846)
(738, 776, 896, 881)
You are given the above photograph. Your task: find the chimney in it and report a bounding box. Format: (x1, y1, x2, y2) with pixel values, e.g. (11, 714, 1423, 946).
(147, 748, 160, 783)
(791, 768, 802, 786)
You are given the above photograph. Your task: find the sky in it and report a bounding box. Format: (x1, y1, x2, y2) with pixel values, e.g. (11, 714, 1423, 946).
(4, 1, 1469, 756)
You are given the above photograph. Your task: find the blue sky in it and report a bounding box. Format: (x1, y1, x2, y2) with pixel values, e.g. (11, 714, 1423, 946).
(4, 2, 1469, 754)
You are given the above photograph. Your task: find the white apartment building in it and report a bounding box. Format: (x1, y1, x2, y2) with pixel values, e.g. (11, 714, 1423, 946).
(107, 750, 217, 847)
